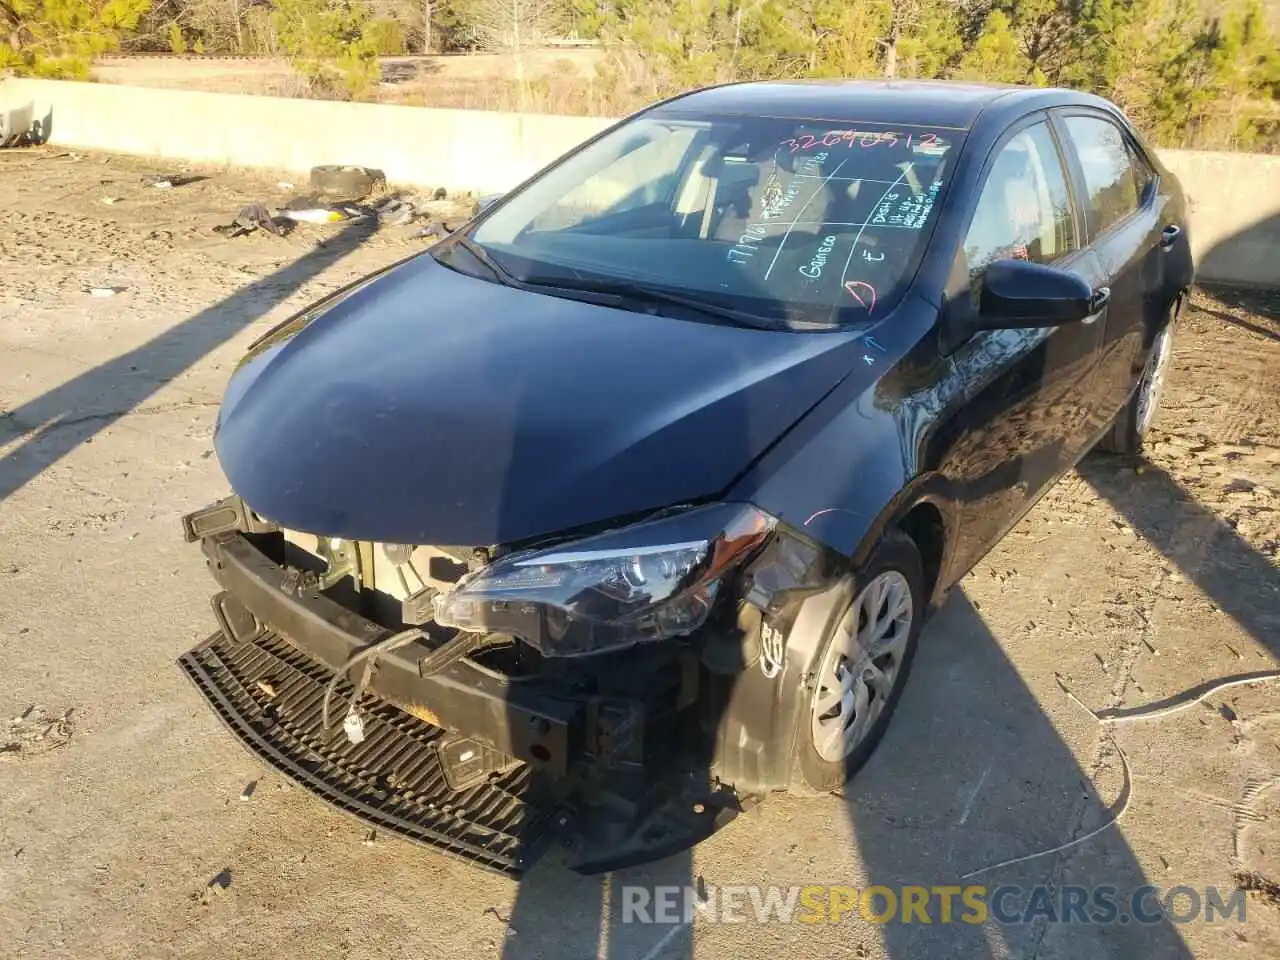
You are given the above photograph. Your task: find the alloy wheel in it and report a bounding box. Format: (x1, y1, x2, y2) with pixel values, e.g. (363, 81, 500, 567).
(1136, 324, 1175, 436)
(810, 570, 914, 763)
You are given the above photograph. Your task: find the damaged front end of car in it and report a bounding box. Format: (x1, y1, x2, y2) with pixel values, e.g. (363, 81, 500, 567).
(179, 492, 846, 876)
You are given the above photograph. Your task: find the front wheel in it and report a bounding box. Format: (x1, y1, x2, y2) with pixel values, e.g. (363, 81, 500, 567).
(1095, 309, 1177, 455)
(794, 530, 924, 794)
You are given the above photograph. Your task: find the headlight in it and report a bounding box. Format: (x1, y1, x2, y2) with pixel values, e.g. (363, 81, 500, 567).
(432, 503, 776, 657)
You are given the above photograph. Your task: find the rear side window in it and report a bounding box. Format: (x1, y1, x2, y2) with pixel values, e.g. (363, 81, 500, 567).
(1062, 116, 1142, 235)
(1127, 139, 1157, 203)
(963, 121, 1076, 288)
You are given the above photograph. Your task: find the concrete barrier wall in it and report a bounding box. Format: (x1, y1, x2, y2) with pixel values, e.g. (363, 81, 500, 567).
(3, 77, 1277, 285)
(1159, 150, 1280, 287)
(0, 77, 613, 193)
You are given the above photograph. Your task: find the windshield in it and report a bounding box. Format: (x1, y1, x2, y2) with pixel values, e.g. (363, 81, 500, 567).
(465, 112, 961, 326)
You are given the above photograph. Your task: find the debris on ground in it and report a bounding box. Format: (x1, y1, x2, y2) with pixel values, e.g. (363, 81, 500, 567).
(480, 905, 518, 939)
(0, 102, 33, 148)
(278, 196, 366, 225)
(141, 173, 201, 189)
(101, 196, 122, 205)
(417, 195, 481, 222)
(239, 780, 258, 802)
(2, 705, 75, 760)
(1236, 871, 1280, 910)
(374, 196, 416, 227)
(194, 868, 233, 906)
(204, 179, 474, 241)
(212, 202, 289, 239)
(87, 286, 125, 297)
(309, 164, 386, 200)
(412, 221, 451, 242)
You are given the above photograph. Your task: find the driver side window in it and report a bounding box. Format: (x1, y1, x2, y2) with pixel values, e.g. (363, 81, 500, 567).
(963, 121, 1077, 297)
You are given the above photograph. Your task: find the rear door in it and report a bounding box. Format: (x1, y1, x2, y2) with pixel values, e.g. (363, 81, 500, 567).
(1052, 110, 1168, 433)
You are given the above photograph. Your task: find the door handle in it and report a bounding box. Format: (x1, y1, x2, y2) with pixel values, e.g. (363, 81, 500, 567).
(1160, 225, 1182, 248)
(1083, 286, 1111, 323)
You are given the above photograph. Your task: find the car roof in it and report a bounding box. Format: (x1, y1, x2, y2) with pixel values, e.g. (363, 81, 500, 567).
(653, 79, 1097, 131)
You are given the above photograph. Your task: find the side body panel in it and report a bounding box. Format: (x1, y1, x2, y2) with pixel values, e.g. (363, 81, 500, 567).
(930, 265, 1107, 578)
(732, 99, 1113, 587)
(729, 293, 961, 575)
(718, 94, 1129, 790)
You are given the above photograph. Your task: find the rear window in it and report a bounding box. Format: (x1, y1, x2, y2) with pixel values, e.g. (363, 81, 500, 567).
(471, 115, 962, 325)
(1063, 115, 1144, 236)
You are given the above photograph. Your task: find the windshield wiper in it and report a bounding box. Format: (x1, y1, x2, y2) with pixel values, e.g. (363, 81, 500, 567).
(518, 275, 794, 331)
(435, 234, 519, 286)
(434, 240, 634, 308)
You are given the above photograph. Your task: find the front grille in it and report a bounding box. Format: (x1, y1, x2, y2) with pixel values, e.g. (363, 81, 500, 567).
(179, 629, 562, 876)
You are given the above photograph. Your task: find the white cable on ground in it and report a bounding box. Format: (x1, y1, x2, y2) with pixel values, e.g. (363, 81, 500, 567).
(961, 670, 1280, 880)
(1094, 671, 1280, 724)
(961, 739, 1132, 880)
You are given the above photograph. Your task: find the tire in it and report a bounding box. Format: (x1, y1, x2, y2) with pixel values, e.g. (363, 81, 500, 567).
(1094, 305, 1178, 455)
(795, 529, 925, 794)
(309, 165, 387, 200)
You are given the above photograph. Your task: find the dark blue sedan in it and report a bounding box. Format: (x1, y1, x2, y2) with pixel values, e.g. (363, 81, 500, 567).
(179, 80, 1194, 875)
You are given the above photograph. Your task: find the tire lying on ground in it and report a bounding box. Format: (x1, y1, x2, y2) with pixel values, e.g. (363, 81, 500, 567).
(309, 165, 387, 200)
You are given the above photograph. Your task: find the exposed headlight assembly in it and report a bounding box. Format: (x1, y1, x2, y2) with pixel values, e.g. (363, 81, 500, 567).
(432, 503, 776, 657)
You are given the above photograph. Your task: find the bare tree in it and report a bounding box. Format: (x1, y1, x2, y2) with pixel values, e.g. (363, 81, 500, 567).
(178, 0, 249, 52)
(366, 0, 429, 51)
(467, 0, 564, 106)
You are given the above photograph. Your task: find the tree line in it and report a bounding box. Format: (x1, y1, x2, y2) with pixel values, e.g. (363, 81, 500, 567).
(3, 0, 1279, 151)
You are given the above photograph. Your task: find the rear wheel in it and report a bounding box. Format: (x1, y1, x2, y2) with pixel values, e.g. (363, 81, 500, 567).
(795, 530, 924, 793)
(1095, 307, 1178, 455)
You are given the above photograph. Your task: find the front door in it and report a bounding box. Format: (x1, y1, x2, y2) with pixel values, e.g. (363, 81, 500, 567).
(940, 117, 1108, 571)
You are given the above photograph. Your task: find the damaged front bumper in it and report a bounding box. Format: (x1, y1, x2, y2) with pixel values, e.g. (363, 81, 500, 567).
(181, 628, 560, 874)
(178, 500, 751, 875)
(194, 532, 578, 774)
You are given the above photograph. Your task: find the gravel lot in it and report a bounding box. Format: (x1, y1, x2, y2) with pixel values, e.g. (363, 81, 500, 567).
(1, 146, 1278, 960)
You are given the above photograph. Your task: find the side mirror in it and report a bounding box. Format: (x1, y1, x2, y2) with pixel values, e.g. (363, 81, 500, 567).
(477, 193, 504, 213)
(978, 259, 1099, 329)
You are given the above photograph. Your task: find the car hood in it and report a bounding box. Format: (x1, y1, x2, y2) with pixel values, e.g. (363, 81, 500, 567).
(214, 255, 866, 545)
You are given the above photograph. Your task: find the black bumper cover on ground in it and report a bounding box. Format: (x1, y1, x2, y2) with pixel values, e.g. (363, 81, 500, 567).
(180, 627, 563, 876)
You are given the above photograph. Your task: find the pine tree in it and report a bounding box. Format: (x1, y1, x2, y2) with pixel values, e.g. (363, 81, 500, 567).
(272, 0, 382, 99)
(952, 9, 1034, 83)
(895, 0, 965, 79)
(1, 0, 151, 77)
(1074, 0, 1202, 130)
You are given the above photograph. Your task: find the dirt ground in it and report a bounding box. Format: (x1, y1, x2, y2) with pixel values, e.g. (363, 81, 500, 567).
(0, 146, 1278, 960)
